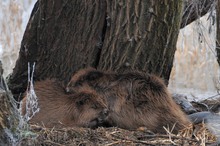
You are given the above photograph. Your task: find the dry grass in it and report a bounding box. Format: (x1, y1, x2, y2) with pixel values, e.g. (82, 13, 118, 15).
(17, 123, 217, 146)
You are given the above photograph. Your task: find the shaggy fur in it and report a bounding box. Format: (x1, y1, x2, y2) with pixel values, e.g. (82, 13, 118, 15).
(22, 79, 108, 128)
(66, 68, 191, 133)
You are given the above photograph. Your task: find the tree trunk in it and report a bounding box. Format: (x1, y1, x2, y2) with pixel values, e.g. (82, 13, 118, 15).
(98, 0, 182, 82)
(7, 0, 213, 100)
(8, 0, 107, 100)
(8, 0, 183, 100)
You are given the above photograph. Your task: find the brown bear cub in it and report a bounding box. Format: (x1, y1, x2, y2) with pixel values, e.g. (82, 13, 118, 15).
(66, 67, 191, 134)
(22, 79, 108, 129)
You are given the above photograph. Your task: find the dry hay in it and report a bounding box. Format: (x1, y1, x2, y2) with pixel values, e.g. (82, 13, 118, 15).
(18, 123, 217, 146)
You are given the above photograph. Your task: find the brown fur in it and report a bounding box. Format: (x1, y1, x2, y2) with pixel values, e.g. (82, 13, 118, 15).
(22, 79, 108, 128)
(66, 68, 191, 133)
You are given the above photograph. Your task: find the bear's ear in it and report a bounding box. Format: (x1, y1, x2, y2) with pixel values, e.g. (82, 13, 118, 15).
(85, 71, 104, 81)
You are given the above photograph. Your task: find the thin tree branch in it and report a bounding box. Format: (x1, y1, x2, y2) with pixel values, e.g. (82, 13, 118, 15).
(181, 0, 216, 28)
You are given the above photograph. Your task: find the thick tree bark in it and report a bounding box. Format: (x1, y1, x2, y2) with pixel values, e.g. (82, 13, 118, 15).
(8, 0, 107, 99)
(98, 0, 182, 82)
(7, 0, 213, 100)
(8, 0, 183, 100)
